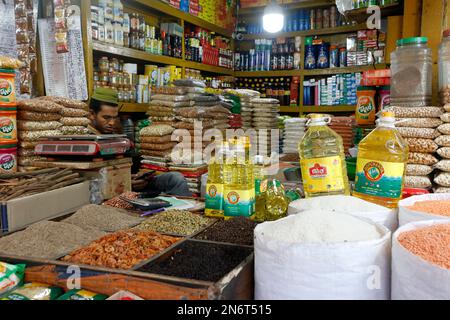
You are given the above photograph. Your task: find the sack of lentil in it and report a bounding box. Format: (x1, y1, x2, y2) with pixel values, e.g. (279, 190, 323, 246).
(60, 107, 89, 117)
(38, 96, 87, 110)
(444, 104, 450, 112)
(60, 126, 90, 135)
(288, 195, 398, 231)
(18, 99, 63, 113)
(406, 164, 433, 176)
(434, 160, 450, 172)
(59, 117, 91, 126)
(388, 106, 443, 118)
(408, 152, 438, 165)
(398, 194, 450, 227)
(438, 123, 450, 135)
(396, 118, 443, 128)
(392, 220, 450, 300)
(441, 113, 450, 123)
(398, 127, 441, 139)
(17, 121, 62, 131)
(434, 172, 450, 187)
(255, 210, 391, 300)
(435, 187, 450, 193)
(19, 130, 62, 141)
(140, 125, 174, 137)
(435, 135, 450, 147)
(437, 147, 450, 159)
(18, 111, 61, 121)
(405, 175, 432, 189)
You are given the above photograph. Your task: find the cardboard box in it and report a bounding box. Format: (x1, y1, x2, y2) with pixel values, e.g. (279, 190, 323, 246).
(0, 182, 90, 233)
(81, 163, 132, 200)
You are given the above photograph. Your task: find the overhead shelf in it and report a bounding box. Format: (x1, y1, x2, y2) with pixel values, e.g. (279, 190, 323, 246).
(132, 0, 233, 37)
(185, 61, 235, 75)
(303, 64, 387, 76)
(239, 0, 334, 16)
(301, 105, 356, 113)
(242, 23, 367, 40)
(280, 106, 301, 113)
(235, 70, 301, 77)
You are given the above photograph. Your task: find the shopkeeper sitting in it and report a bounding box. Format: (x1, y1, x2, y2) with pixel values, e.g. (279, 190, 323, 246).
(88, 88, 192, 197)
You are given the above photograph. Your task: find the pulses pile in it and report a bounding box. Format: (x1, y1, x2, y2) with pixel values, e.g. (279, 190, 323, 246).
(389, 106, 443, 189)
(434, 104, 450, 192)
(282, 118, 307, 154)
(17, 97, 90, 171)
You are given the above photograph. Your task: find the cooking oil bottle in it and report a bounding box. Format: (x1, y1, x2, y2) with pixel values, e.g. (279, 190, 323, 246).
(354, 111, 409, 208)
(205, 143, 225, 218)
(223, 137, 255, 219)
(265, 179, 288, 221)
(254, 155, 267, 222)
(299, 114, 350, 198)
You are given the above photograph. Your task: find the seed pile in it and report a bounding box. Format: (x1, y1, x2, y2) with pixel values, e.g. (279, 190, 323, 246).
(63, 204, 144, 232)
(135, 210, 211, 236)
(398, 224, 450, 269)
(103, 192, 140, 210)
(195, 217, 257, 246)
(406, 200, 450, 217)
(138, 241, 253, 282)
(62, 230, 180, 270)
(0, 221, 106, 260)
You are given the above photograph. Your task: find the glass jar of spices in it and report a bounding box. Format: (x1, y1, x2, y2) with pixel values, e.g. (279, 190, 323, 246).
(99, 57, 109, 72)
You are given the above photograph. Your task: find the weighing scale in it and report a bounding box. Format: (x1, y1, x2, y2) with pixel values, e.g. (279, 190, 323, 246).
(35, 135, 132, 158)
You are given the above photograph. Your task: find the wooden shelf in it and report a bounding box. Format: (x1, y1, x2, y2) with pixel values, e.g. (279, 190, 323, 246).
(132, 0, 233, 37)
(242, 24, 367, 40)
(239, 0, 334, 16)
(303, 64, 387, 76)
(119, 103, 149, 113)
(280, 106, 301, 113)
(301, 105, 356, 113)
(235, 70, 301, 77)
(93, 41, 234, 75)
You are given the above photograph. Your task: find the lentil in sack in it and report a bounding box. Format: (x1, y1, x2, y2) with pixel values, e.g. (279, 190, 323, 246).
(18, 148, 36, 157)
(438, 123, 450, 135)
(59, 107, 89, 117)
(18, 99, 63, 113)
(151, 95, 190, 102)
(388, 106, 443, 118)
(19, 130, 62, 141)
(17, 121, 61, 131)
(140, 125, 174, 137)
(150, 100, 191, 108)
(396, 118, 443, 128)
(441, 113, 450, 123)
(172, 79, 206, 88)
(406, 164, 433, 176)
(404, 138, 439, 153)
(404, 176, 432, 188)
(435, 187, 450, 193)
(435, 135, 450, 147)
(437, 147, 450, 159)
(140, 135, 173, 144)
(444, 104, 450, 112)
(18, 111, 61, 121)
(38, 96, 87, 110)
(398, 127, 441, 139)
(59, 117, 91, 126)
(60, 126, 90, 135)
(140, 142, 177, 151)
(434, 160, 450, 172)
(408, 152, 439, 165)
(434, 172, 450, 187)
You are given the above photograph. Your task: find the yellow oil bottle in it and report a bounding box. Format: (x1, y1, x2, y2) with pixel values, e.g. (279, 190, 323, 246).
(354, 111, 409, 208)
(205, 144, 225, 218)
(265, 179, 288, 221)
(299, 114, 350, 197)
(254, 155, 267, 222)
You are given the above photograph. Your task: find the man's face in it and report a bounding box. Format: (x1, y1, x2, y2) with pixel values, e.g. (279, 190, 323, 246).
(90, 104, 119, 134)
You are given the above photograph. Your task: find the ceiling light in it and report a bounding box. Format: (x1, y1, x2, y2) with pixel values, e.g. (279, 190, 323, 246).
(263, 1, 285, 33)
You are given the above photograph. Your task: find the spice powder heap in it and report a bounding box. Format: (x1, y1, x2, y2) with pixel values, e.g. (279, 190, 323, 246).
(62, 230, 180, 270)
(195, 217, 257, 246)
(406, 200, 450, 217)
(135, 210, 212, 236)
(398, 224, 450, 269)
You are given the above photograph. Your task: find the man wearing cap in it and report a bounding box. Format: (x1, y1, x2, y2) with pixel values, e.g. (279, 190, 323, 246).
(89, 88, 192, 197)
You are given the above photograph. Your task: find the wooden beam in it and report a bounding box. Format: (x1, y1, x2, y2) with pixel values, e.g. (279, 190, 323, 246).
(386, 16, 403, 64)
(403, 0, 422, 38)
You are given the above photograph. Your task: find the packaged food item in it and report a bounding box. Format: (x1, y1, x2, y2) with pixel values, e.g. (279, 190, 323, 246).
(356, 87, 377, 126)
(60, 107, 89, 117)
(438, 123, 450, 135)
(19, 130, 61, 141)
(1, 283, 63, 300)
(59, 126, 90, 135)
(59, 117, 91, 126)
(404, 138, 439, 153)
(437, 147, 450, 159)
(57, 289, 108, 300)
(0, 69, 16, 105)
(396, 118, 443, 128)
(434, 172, 450, 187)
(17, 120, 61, 131)
(408, 152, 439, 165)
(18, 111, 61, 121)
(388, 106, 443, 118)
(405, 176, 432, 188)
(140, 125, 174, 137)
(17, 99, 62, 113)
(0, 143, 17, 173)
(0, 110, 17, 142)
(397, 127, 441, 139)
(0, 56, 23, 69)
(435, 160, 450, 172)
(39, 96, 87, 110)
(0, 262, 25, 295)
(406, 164, 433, 176)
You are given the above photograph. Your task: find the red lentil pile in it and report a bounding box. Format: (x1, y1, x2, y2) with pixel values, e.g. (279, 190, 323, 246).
(398, 224, 450, 269)
(407, 200, 450, 217)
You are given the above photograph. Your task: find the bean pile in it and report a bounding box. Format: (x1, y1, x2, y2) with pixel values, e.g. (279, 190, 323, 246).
(138, 241, 253, 282)
(195, 217, 257, 246)
(398, 224, 450, 269)
(63, 204, 144, 232)
(62, 230, 180, 270)
(103, 192, 140, 210)
(0, 221, 106, 260)
(135, 210, 212, 236)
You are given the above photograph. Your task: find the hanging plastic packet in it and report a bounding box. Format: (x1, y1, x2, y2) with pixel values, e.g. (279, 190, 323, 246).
(54, 0, 69, 53)
(0, 262, 26, 296)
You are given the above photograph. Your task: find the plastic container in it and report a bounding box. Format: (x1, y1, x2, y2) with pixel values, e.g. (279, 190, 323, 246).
(354, 111, 409, 209)
(439, 29, 450, 105)
(356, 86, 377, 126)
(0, 109, 17, 143)
(390, 37, 432, 107)
(0, 143, 17, 174)
(298, 114, 350, 198)
(0, 69, 16, 105)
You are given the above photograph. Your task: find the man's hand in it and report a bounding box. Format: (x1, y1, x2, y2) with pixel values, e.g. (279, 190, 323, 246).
(131, 172, 152, 191)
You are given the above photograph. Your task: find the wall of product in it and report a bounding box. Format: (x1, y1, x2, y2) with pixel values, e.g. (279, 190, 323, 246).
(238, 5, 352, 35)
(348, 0, 399, 10)
(236, 77, 299, 106)
(235, 37, 301, 72)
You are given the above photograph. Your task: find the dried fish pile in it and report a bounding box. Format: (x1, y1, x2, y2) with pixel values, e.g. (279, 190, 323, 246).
(0, 221, 106, 260)
(135, 210, 212, 236)
(0, 168, 85, 202)
(63, 204, 144, 232)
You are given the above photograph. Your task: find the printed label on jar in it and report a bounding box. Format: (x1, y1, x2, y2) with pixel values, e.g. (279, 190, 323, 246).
(357, 96, 375, 119)
(205, 183, 224, 214)
(0, 79, 13, 100)
(255, 178, 268, 196)
(0, 154, 16, 172)
(301, 156, 345, 193)
(355, 158, 405, 199)
(223, 188, 255, 218)
(0, 117, 15, 136)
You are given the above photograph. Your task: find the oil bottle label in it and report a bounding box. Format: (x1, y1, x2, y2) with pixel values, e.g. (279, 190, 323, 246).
(255, 179, 268, 196)
(301, 156, 345, 193)
(224, 188, 255, 218)
(205, 183, 223, 215)
(355, 158, 405, 199)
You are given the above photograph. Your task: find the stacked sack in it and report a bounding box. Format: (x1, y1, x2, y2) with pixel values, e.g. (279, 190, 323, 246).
(329, 116, 356, 156)
(434, 104, 450, 192)
(134, 119, 150, 153)
(251, 98, 281, 156)
(237, 90, 260, 129)
(146, 88, 189, 126)
(389, 106, 443, 190)
(139, 124, 176, 162)
(40, 97, 90, 135)
(282, 118, 307, 154)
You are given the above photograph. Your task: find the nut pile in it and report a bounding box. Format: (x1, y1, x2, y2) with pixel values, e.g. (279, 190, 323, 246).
(434, 104, 450, 192)
(134, 210, 212, 236)
(389, 105, 443, 189)
(62, 230, 180, 270)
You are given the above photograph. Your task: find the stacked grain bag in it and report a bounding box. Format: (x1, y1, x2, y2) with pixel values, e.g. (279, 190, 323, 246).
(146, 89, 189, 127)
(139, 124, 176, 163)
(389, 106, 443, 190)
(40, 97, 90, 135)
(237, 89, 260, 129)
(251, 98, 280, 156)
(282, 118, 307, 154)
(329, 116, 356, 156)
(17, 98, 63, 170)
(434, 103, 450, 192)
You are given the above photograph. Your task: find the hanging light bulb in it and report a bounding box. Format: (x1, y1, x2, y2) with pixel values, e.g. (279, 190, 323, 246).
(262, 1, 284, 33)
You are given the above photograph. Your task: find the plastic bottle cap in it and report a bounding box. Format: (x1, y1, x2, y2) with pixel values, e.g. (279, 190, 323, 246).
(397, 37, 428, 46)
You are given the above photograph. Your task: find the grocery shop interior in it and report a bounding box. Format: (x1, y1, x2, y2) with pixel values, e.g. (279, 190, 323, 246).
(0, 0, 448, 301)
